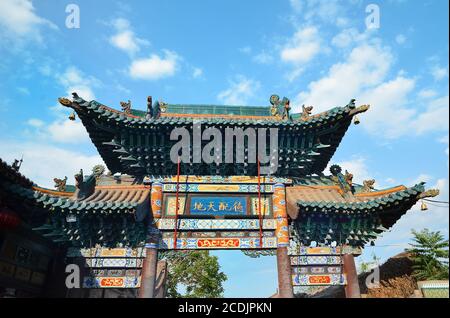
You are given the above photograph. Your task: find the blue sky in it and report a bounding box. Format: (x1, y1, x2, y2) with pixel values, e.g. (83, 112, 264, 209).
(0, 0, 448, 297)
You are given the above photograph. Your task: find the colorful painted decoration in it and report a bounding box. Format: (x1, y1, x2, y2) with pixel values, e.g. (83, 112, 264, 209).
(151, 182, 163, 218)
(83, 276, 141, 288)
(291, 266, 341, 274)
(292, 274, 346, 286)
(165, 196, 186, 215)
(160, 237, 277, 250)
(163, 183, 274, 193)
(293, 285, 330, 295)
(273, 183, 289, 247)
(156, 218, 276, 230)
(153, 175, 292, 184)
(290, 255, 343, 266)
(67, 247, 145, 258)
(288, 244, 362, 256)
(250, 197, 271, 216)
(84, 258, 144, 268)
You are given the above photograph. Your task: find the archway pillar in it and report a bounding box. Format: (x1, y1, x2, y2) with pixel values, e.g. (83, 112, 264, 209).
(138, 243, 159, 298)
(273, 183, 294, 298)
(343, 253, 361, 298)
(139, 182, 163, 298)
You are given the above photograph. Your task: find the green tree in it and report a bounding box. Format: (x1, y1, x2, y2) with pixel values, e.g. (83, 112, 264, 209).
(165, 250, 227, 298)
(406, 229, 449, 280)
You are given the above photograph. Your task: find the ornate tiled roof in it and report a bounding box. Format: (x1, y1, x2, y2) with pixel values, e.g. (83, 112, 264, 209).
(60, 93, 368, 126)
(58, 93, 369, 177)
(37, 186, 150, 216)
(0, 169, 150, 247)
(0, 158, 34, 188)
(286, 183, 427, 218)
(286, 175, 439, 247)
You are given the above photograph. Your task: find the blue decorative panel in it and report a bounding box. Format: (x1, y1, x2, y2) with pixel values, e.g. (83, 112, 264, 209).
(190, 197, 247, 215)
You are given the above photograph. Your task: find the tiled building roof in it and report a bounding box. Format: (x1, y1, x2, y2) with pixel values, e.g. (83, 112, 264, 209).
(58, 93, 369, 177)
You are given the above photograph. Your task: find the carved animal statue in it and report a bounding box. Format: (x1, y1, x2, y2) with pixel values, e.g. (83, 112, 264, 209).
(271, 104, 278, 116)
(283, 99, 291, 119)
(159, 101, 167, 113)
(344, 170, 353, 187)
(146, 96, 153, 119)
(362, 179, 376, 192)
(301, 105, 313, 120)
(120, 100, 132, 114)
(269, 94, 291, 120)
(54, 176, 68, 192)
(92, 164, 106, 180)
(11, 159, 21, 171)
(75, 169, 84, 189)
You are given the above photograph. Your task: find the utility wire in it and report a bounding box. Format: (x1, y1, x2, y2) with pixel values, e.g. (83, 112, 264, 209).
(423, 198, 449, 204)
(424, 202, 449, 208)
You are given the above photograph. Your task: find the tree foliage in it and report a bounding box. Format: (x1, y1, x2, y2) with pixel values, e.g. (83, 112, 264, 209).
(165, 250, 227, 298)
(406, 229, 449, 281)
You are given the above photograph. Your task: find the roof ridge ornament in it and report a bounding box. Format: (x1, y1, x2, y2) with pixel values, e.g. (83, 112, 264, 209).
(120, 100, 132, 115)
(75, 169, 83, 189)
(330, 164, 354, 195)
(270, 94, 291, 120)
(361, 179, 375, 192)
(347, 98, 356, 109)
(92, 164, 106, 183)
(146, 96, 153, 119)
(11, 156, 23, 172)
(300, 105, 313, 121)
(53, 176, 68, 192)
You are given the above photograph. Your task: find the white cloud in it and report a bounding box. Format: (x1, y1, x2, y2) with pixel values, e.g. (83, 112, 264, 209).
(47, 120, 91, 144)
(27, 118, 44, 128)
(129, 50, 179, 80)
(411, 95, 449, 135)
(331, 28, 368, 48)
(280, 26, 321, 65)
(292, 0, 346, 26)
(192, 67, 203, 78)
(418, 88, 438, 99)
(217, 76, 261, 105)
(0, 0, 57, 43)
(115, 83, 131, 95)
(25, 117, 91, 145)
(289, 0, 303, 12)
(0, 141, 103, 188)
(109, 18, 149, 56)
(58, 66, 99, 101)
(239, 46, 252, 54)
(410, 174, 433, 186)
(24, 66, 100, 144)
(17, 87, 30, 95)
(395, 34, 406, 45)
(253, 51, 273, 64)
(327, 157, 372, 185)
(431, 65, 449, 81)
(359, 76, 417, 138)
(295, 42, 449, 139)
(295, 43, 392, 113)
(438, 135, 449, 168)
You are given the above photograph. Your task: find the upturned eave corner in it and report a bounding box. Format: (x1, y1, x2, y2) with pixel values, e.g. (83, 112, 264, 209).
(349, 103, 370, 116)
(58, 92, 86, 110)
(418, 188, 440, 199)
(58, 96, 73, 107)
